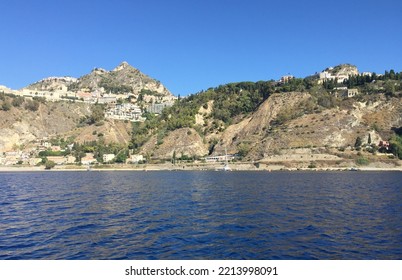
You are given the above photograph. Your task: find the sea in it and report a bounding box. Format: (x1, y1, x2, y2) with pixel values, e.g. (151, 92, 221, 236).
(0, 171, 401, 260)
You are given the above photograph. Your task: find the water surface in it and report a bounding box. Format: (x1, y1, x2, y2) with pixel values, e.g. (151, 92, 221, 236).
(0, 171, 401, 259)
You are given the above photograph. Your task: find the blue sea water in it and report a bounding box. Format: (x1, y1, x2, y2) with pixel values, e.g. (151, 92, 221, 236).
(0, 171, 401, 260)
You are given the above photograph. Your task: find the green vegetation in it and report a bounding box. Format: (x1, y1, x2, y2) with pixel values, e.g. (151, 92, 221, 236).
(99, 78, 133, 94)
(24, 99, 40, 111)
(355, 156, 369, 166)
(12, 96, 24, 107)
(78, 104, 105, 126)
(354, 136, 363, 149)
(45, 160, 56, 170)
(389, 130, 402, 159)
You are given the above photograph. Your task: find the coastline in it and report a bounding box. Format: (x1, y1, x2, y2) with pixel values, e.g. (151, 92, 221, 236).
(1, 162, 401, 172)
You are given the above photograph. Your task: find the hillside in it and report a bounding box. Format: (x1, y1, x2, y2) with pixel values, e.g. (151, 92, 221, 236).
(0, 97, 90, 152)
(1, 63, 402, 168)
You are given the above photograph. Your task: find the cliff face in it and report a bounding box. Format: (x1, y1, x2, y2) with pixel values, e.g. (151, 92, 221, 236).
(140, 128, 208, 159)
(0, 100, 90, 152)
(214, 93, 402, 160)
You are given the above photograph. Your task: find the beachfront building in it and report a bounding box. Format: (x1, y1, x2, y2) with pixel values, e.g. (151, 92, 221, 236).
(103, 154, 115, 163)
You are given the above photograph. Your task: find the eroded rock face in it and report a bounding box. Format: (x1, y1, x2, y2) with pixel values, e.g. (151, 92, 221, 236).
(140, 128, 208, 159)
(0, 101, 90, 152)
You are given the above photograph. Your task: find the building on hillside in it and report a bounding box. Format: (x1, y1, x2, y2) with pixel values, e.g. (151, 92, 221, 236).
(81, 153, 97, 165)
(103, 154, 115, 163)
(202, 154, 236, 163)
(105, 103, 145, 122)
(66, 156, 76, 164)
(333, 88, 359, 98)
(379, 140, 390, 150)
(127, 154, 144, 164)
(146, 102, 174, 114)
(280, 75, 294, 83)
(77, 91, 96, 103)
(346, 88, 359, 98)
(51, 146, 62, 152)
(98, 95, 117, 104)
(46, 156, 67, 165)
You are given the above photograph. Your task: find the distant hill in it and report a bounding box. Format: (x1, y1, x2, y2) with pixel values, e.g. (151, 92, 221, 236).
(25, 61, 176, 103)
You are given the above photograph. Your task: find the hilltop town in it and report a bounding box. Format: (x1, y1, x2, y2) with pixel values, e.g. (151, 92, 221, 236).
(0, 63, 401, 171)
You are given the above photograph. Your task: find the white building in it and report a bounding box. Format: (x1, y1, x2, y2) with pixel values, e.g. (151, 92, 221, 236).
(127, 154, 144, 163)
(103, 154, 115, 163)
(105, 103, 145, 122)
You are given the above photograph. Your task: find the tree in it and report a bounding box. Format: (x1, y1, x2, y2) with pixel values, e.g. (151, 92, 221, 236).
(45, 160, 56, 170)
(368, 133, 372, 145)
(12, 96, 24, 107)
(384, 81, 396, 96)
(25, 99, 40, 111)
(172, 150, 176, 165)
(115, 149, 128, 163)
(237, 143, 251, 158)
(90, 104, 105, 124)
(354, 136, 362, 149)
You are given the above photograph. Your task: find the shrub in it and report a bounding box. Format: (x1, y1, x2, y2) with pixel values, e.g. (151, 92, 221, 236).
(12, 96, 24, 107)
(45, 160, 56, 170)
(356, 157, 369, 165)
(25, 100, 40, 111)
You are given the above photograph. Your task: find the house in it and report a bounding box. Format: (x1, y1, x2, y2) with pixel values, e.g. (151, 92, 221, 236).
(51, 146, 62, 152)
(66, 156, 76, 164)
(379, 140, 390, 150)
(81, 153, 97, 165)
(103, 154, 115, 163)
(46, 156, 67, 165)
(346, 88, 359, 98)
(280, 75, 294, 83)
(77, 91, 96, 103)
(98, 96, 117, 104)
(203, 154, 236, 163)
(29, 158, 42, 166)
(146, 102, 173, 114)
(127, 154, 144, 163)
(333, 88, 359, 98)
(41, 141, 52, 149)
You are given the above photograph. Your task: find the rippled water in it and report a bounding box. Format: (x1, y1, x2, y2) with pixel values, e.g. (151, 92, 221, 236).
(0, 171, 401, 259)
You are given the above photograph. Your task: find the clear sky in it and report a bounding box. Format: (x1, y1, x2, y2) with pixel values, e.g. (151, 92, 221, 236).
(0, 0, 401, 96)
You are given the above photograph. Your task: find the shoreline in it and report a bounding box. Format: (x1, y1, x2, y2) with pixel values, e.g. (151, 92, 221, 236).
(0, 163, 401, 172)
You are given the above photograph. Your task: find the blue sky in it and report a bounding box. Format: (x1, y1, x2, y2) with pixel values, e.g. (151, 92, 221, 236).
(0, 0, 401, 96)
